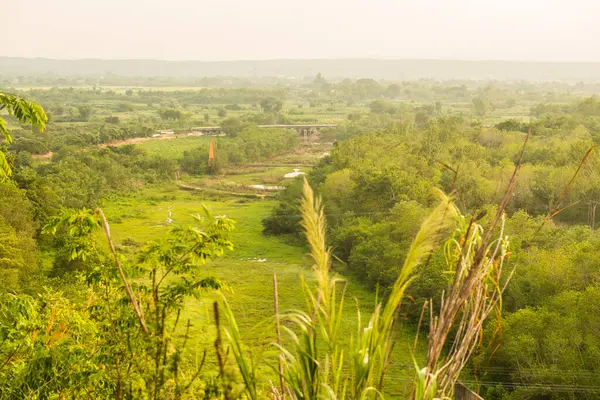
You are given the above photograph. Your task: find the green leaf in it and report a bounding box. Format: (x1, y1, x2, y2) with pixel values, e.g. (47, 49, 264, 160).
(0, 152, 11, 182)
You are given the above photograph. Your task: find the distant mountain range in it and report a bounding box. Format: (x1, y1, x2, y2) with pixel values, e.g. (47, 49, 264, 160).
(2, 57, 600, 82)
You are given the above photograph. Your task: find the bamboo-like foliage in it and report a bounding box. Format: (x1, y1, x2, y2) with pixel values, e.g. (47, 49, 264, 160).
(350, 187, 458, 399)
(412, 357, 440, 400)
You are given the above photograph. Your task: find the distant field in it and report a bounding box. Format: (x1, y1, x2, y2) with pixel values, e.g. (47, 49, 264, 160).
(16, 84, 543, 131)
(135, 135, 213, 158)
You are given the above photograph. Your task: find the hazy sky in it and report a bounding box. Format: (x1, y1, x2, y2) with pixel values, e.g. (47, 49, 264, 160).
(4, 0, 599, 61)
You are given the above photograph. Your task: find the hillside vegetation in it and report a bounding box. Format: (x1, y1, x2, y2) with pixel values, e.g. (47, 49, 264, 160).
(2, 76, 600, 398)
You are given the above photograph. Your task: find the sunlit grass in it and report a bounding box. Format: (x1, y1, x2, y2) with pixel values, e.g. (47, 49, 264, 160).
(135, 135, 213, 159)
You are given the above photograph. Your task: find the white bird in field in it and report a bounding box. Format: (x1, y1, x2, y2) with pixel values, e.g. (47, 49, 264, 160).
(166, 206, 173, 224)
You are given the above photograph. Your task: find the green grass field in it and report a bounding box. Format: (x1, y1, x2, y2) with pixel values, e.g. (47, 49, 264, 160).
(100, 180, 423, 397)
(136, 135, 213, 158)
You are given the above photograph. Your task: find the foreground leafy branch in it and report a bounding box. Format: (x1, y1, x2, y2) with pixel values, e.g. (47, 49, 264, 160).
(41, 205, 235, 398)
(0, 91, 47, 180)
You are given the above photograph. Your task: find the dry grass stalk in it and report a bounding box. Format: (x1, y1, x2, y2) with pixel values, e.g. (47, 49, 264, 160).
(96, 208, 149, 334)
(431, 215, 514, 395)
(422, 127, 531, 396)
(213, 301, 231, 400)
(273, 273, 285, 399)
(221, 179, 471, 399)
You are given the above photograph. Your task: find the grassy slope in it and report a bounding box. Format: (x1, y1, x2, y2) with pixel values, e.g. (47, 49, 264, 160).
(102, 183, 422, 397)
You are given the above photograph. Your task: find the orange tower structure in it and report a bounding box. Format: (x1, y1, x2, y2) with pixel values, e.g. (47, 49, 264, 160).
(208, 139, 216, 170)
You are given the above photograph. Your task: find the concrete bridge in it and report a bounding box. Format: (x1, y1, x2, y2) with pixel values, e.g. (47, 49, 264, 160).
(190, 126, 224, 135)
(190, 124, 338, 139)
(258, 124, 337, 139)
